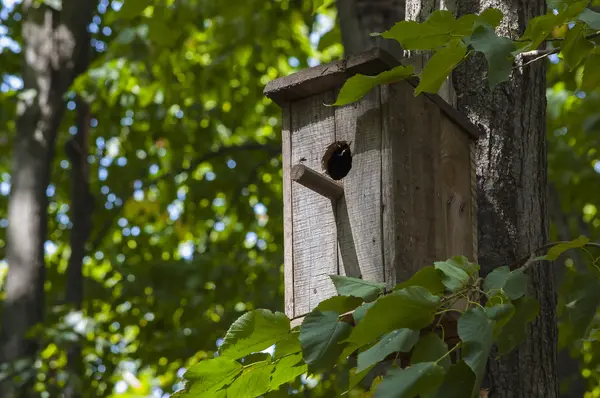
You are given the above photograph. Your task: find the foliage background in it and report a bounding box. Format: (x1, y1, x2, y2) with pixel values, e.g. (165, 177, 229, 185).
(0, 0, 599, 396)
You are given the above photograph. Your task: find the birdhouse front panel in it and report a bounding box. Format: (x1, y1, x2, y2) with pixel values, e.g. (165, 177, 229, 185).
(265, 49, 481, 323)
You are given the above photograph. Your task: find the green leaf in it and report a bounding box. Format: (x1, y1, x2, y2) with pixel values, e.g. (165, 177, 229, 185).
(469, 22, 516, 88)
(582, 54, 600, 91)
(458, 307, 495, 397)
(345, 287, 440, 348)
(312, 0, 334, 13)
(274, 333, 301, 359)
(269, 353, 307, 391)
(477, 8, 504, 28)
(373, 362, 445, 398)
(219, 309, 290, 360)
(315, 295, 364, 315)
(299, 310, 352, 372)
(227, 360, 275, 398)
(347, 365, 376, 393)
(318, 25, 341, 51)
(331, 65, 415, 106)
(329, 275, 387, 301)
(496, 296, 540, 355)
(485, 302, 516, 338)
(561, 23, 594, 70)
(411, 333, 451, 370)
(379, 10, 457, 50)
(545, 235, 590, 260)
(558, 272, 600, 349)
(415, 39, 468, 95)
(356, 329, 419, 372)
(518, 13, 561, 52)
(353, 302, 375, 324)
(578, 8, 600, 29)
(430, 361, 476, 398)
(183, 357, 242, 394)
(117, 0, 148, 19)
(434, 260, 470, 292)
(394, 266, 445, 295)
(482, 266, 528, 300)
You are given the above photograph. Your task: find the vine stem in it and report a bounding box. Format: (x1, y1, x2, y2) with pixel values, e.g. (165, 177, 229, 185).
(435, 341, 461, 365)
(511, 241, 600, 271)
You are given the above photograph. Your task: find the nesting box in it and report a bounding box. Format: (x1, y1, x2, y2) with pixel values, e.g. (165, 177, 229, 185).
(264, 49, 480, 324)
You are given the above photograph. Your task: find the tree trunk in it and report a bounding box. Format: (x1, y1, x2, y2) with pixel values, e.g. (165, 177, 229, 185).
(336, 0, 405, 58)
(1, 0, 94, 394)
(337, 0, 558, 397)
(63, 98, 93, 398)
(452, 1, 557, 397)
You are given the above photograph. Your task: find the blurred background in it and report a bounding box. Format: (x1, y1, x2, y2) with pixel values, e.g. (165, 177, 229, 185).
(0, 0, 599, 396)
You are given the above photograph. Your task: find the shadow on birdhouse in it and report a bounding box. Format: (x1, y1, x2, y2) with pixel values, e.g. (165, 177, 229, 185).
(264, 48, 481, 325)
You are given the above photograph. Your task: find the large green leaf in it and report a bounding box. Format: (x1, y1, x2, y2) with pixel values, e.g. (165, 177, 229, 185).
(117, 0, 148, 19)
(485, 302, 516, 338)
(356, 328, 419, 372)
(299, 310, 352, 372)
(379, 10, 457, 50)
(219, 310, 290, 360)
(434, 259, 470, 292)
(482, 266, 528, 300)
(430, 361, 476, 398)
(458, 307, 495, 397)
(415, 39, 468, 95)
(561, 23, 594, 71)
(269, 353, 307, 391)
(329, 275, 387, 302)
(411, 333, 451, 370)
(345, 287, 440, 348)
(469, 22, 516, 88)
(496, 296, 540, 355)
(332, 65, 415, 106)
(227, 360, 275, 398)
(183, 356, 242, 394)
(315, 295, 364, 315)
(373, 362, 446, 398)
(578, 8, 600, 29)
(545, 235, 590, 260)
(394, 266, 445, 295)
(274, 332, 302, 359)
(582, 54, 600, 91)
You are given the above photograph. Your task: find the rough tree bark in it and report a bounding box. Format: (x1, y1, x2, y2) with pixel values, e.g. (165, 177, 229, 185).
(1, 0, 94, 395)
(453, 1, 557, 396)
(337, 0, 558, 397)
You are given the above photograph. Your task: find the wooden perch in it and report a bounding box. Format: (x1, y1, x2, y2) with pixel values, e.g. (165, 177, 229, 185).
(291, 164, 344, 200)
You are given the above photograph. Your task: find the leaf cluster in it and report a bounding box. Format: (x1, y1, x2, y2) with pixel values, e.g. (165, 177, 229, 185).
(332, 2, 600, 106)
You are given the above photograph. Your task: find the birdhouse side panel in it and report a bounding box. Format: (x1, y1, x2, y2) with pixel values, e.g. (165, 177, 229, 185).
(382, 81, 455, 285)
(440, 116, 476, 262)
(290, 91, 338, 318)
(406, 91, 447, 274)
(281, 104, 294, 317)
(334, 87, 385, 284)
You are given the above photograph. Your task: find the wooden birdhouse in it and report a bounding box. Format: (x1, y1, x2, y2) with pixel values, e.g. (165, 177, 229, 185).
(264, 49, 481, 325)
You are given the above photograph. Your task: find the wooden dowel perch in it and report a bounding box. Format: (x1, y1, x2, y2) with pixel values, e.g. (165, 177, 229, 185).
(291, 164, 344, 200)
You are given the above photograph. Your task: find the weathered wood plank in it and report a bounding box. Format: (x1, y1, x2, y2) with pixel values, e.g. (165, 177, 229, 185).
(335, 87, 384, 282)
(281, 104, 295, 318)
(381, 82, 414, 286)
(440, 115, 474, 261)
(408, 91, 444, 272)
(291, 91, 338, 316)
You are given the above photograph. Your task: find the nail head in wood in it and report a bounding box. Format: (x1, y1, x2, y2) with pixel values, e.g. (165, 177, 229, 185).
(291, 164, 344, 200)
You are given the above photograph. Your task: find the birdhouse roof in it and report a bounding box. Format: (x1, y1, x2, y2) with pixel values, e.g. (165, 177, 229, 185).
(263, 48, 482, 140)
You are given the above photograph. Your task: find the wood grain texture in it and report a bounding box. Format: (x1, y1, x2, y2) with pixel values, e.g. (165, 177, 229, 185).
(440, 116, 474, 260)
(334, 87, 384, 282)
(408, 90, 444, 272)
(281, 105, 294, 318)
(290, 91, 338, 316)
(381, 82, 414, 286)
